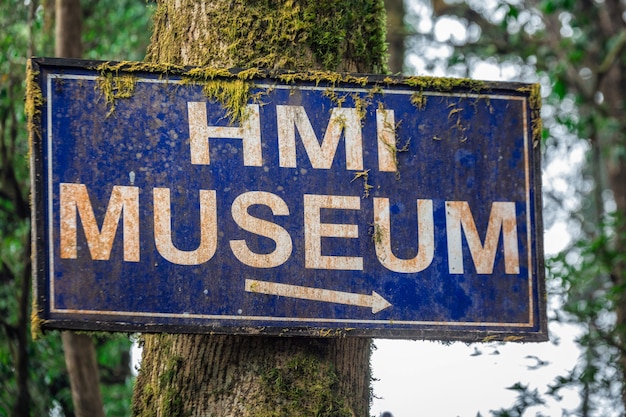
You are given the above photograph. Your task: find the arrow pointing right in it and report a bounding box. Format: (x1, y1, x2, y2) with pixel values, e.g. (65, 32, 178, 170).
(244, 279, 392, 314)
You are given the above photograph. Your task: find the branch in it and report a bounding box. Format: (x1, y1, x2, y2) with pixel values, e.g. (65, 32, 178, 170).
(0, 83, 29, 220)
(589, 320, 626, 356)
(598, 29, 626, 76)
(542, 12, 597, 101)
(0, 316, 19, 340)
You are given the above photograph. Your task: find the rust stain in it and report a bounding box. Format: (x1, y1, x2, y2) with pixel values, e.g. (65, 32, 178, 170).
(59, 183, 139, 262)
(276, 105, 363, 170)
(303, 194, 362, 271)
(153, 188, 217, 265)
(187, 102, 262, 166)
(230, 191, 292, 268)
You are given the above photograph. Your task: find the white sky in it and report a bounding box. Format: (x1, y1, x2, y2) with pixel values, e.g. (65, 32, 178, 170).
(371, 326, 581, 417)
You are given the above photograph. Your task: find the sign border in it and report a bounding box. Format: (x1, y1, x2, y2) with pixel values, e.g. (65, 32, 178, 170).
(29, 57, 547, 341)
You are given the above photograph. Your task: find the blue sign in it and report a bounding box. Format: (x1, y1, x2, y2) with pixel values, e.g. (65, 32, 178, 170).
(30, 58, 546, 341)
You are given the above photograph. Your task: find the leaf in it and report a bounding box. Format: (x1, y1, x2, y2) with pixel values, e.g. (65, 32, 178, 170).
(553, 78, 567, 100)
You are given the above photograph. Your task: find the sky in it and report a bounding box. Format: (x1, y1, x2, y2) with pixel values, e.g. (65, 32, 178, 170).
(370, 319, 581, 417)
(371, 338, 577, 416)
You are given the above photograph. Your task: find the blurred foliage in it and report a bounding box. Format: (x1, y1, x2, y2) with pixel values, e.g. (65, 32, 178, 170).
(0, 0, 152, 415)
(82, 0, 153, 61)
(404, 0, 626, 415)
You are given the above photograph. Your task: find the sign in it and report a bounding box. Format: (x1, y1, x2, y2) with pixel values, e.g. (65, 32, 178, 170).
(29, 58, 547, 341)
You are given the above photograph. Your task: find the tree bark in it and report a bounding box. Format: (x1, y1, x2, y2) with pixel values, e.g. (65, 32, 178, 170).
(592, 0, 626, 408)
(384, 0, 405, 74)
(55, 1, 105, 416)
(55, 0, 82, 58)
(134, 334, 372, 416)
(132, 1, 387, 416)
(61, 332, 105, 417)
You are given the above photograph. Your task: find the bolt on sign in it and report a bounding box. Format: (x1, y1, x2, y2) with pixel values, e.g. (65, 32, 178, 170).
(28, 58, 547, 341)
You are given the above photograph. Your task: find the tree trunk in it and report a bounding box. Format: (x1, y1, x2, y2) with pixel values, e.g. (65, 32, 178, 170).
(593, 1, 626, 408)
(605, 65, 626, 417)
(55, 0, 82, 58)
(384, 0, 405, 74)
(132, 1, 387, 416)
(134, 334, 371, 416)
(13, 162, 31, 417)
(61, 332, 105, 417)
(55, 1, 105, 416)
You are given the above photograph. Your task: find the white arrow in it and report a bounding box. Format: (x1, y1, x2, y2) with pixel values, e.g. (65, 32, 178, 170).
(244, 279, 392, 314)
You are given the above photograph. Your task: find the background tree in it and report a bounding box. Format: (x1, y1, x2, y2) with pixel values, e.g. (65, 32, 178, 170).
(55, 1, 106, 416)
(385, 0, 406, 73)
(131, 1, 387, 416)
(1, 1, 151, 415)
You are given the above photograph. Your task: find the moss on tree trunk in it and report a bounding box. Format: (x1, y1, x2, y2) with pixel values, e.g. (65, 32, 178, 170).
(145, 0, 387, 73)
(132, 1, 387, 416)
(133, 334, 373, 416)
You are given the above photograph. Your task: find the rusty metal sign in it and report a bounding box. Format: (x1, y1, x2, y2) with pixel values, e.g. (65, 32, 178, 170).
(29, 58, 547, 341)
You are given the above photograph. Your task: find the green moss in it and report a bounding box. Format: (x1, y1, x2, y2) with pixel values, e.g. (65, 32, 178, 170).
(367, 84, 384, 96)
(132, 384, 157, 417)
(132, 336, 193, 417)
(158, 356, 184, 387)
(250, 353, 352, 417)
(200, 79, 254, 124)
(404, 75, 487, 92)
(323, 87, 348, 107)
(30, 304, 44, 341)
(146, 0, 387, 74)
(376, 102, 410, 177)
(95, 62, 259, 124)
(25, 64, 43, 123)
(370, 223, 384, 245)
(352, 93, 370, 121)
(405, 76, 488, 112)
(26, 62, 46, 342)
(278, 70, 368, 87)
(351, 169, 373, 198)
(95, 61, 187, 76)
(410, 92, 427, 110)
(91, 60, 499, 136)
(25, 61, 43, 146)
(237, 67, 263, 80)
(518, 83, 543, 147)
(96, 72, 136, 117)
(185, 67, 232, 80)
